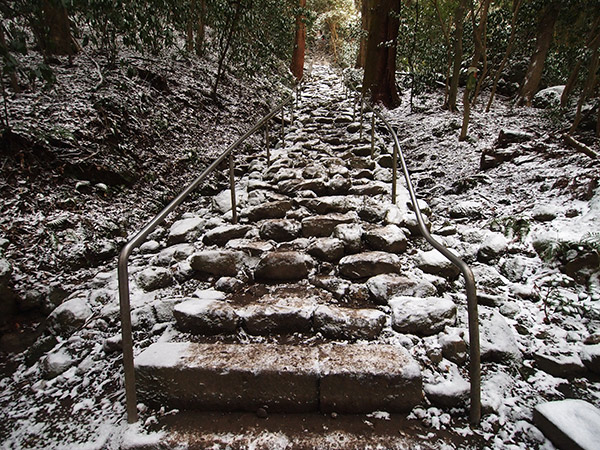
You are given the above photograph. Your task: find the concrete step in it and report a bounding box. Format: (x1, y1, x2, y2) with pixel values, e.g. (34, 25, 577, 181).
(136, 342, 422, 414)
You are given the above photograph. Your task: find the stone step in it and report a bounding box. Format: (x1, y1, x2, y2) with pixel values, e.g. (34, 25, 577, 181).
(136, 342, 422, 414)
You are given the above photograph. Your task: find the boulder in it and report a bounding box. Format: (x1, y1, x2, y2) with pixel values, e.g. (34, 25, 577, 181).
(302, 213, 356, 238)
(48, 297, 93, 336)
(534, 350, 587, 378)
(580, 344, 600, 374)
(479, 306, 522, 364)
(190, 251, 247, 277)
(389, 296, 457, 336)
(173, 298, 238, 335)
(338, 252, 402, 279)
(477, 232, 508, 263)
(415, 249, 460, 279)
(364, 225, 407, 253)
(313, 305, 386, 340)
(307, 238, 345, 262)
(366, 273, 437, 305)
(155, 244, 195, 266)
(309, 275, 351, 299)
(449, 201, 484, 219)
(203, 224, 253, 246)
(240, 299, 315, 335)
(333, 223, 363, 253)
(259, 219, 301, 242)
(496, 129, 535, 147)
(245, 200, 293, 221)
(136, 267, 174, 291)
(167, 217, 204, 245)
(42, 348, 75, 379)
(532, 85, 564, 109)
(424, 372, 470, 407)
(254, 252, 313, 281)
(439, 329, 468, 364)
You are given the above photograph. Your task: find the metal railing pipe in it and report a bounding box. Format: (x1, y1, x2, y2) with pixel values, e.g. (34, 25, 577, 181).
(118, 93, 293, 424)
(367, 104, 481, 425)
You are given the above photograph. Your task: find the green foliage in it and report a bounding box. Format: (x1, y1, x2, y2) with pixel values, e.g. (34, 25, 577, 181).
(489, 216, 530, 243)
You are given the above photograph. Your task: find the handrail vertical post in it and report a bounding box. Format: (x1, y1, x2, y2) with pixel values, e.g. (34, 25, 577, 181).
(265, 123, 270, 166)
(291, 98, 295, 125)
(466, 276, 481, 424)
(370, 112, 376, 158)
(360, 95, 364, 139)
(281, 107, 285, 145)
(352, 93, 357, 121)
(392, 141, 398, 204)
(118, 251, 137, 424)
(229, 153, 237, 225)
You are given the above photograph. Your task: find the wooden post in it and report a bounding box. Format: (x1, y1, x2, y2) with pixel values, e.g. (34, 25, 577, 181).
(370, 113, 376, 158)
(392, 143, 398, 203)
(265, 124, 270, 166)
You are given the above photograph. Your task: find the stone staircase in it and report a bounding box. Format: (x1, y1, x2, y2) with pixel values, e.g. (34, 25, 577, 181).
(132, 66, 462, 422)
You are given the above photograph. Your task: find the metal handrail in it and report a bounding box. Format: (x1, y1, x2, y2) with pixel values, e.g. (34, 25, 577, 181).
(340, 68, 480, 423)
(365, 103, 481, 425)
(118, 90, 296, 424)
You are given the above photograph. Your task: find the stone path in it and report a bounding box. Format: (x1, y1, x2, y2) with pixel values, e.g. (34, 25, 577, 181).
(129, 66, 474, 419)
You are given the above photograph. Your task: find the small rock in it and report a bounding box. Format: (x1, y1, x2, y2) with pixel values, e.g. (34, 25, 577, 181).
(424, 374, 469, 407)
(309, 275, 351, 299)
(366, 273, 436, 305)
(139, 240, 161, 254)
(155, 244, 195, 266)
(477, 232, 508, 263)
(245, 200, 293, 221)
(439, 330, 468, 364)
(203, 224, 253, 246)
(302, 213, 356, 238)
(42, 348, 75, 379)
(307, 238, 345, 262)
(532, 85, 564, 109)
(580, 343, 600, 374)
(534, 350, 587, 377)
(479, 306, 522, 364)
(449, 201, 483, 219)
(174, 298, 238, 335)
(531, 205, 559, 222)
(215, 277, 245, 293)
(75, 180, 92, 192)
(103, 335, 123, 353)
(332, 223, 363, 254)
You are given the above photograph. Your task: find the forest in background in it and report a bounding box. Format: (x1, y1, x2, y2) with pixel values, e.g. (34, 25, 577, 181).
(1, 1, 599, 128)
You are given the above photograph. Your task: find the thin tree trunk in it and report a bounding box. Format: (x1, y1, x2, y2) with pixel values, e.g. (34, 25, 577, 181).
(569, 49, 599, 134)
(186, 0, 195, 53)
(409, 0, 420, 112)
(517, 2, 559, 106)
(40, 0, 77, 57)
(432, 0, 451, 105)
(446, 0, 467, 111)
(362, 0, 402, 108)
(291, 0, 307, 80)
(460, 0, 491, 141)
(356, 0, 371, 68)
(196, 0, 206, 56)
(212, 1, 243, 98)
(561, 20, 600, 107)
(0, 23, 19, 92)
(486, 0, 523, 112)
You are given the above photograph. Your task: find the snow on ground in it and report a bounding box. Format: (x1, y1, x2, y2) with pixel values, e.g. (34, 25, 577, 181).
(1, 61, 599, 449)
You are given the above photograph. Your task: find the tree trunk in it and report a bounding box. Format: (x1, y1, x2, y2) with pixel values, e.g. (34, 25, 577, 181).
(362, 0, 401, 108)
(460, 0, 491, 141)
(446, 0, 467, 112)
(0, 23, 19, 92)
(356, 0, 371, 68)
(196, 0, 206, 56)
(212, 1, 244, 98)
(40, 0, 77, 57)
(291, 0, 307, 80)
(486, 0, 523, 112)
(432, 0, 451, 106)
(569, 49, 599, 134)
(517, 2, 559, 106)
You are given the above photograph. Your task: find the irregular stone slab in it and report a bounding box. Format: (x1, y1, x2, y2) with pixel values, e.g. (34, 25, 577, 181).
(42, 348, 75, 379)
(309, 275, 351, 299)
(319, 344, 422, 413)
(364, 225, 407, 253)
(155, 244, 195, 266)
(532, 204, 559, 222)
(389, 296, 457, 336)
(534, 399, 600, 450)
(190, 251, 247, 277)
(226, 239, 274, 256)
(424, 373, 470, 407)
(439, 329, 468, 364)
(240, 298, 316, 335)
(136, 342, 320, 412)
(479, 307, 522, 364)
(449, 201, 484, 219)
(333, 223, 363, 254)
(307, 238, 345, 262)
(173, 299, 238, 335)
(300, 196, 360, 214)
(313, 305, 386, 340)
(136, 267, 174, 291)
(167, 217, 204, 245)
(245, 200, 293, 221)
(415, 249, 460, 279)
(302, 213, 356, 238)
(254, 251, 313, 281)
(477, 232, 508, 263)
(579, 344, 600, 374)
(532, 86, 564, 109)
(203, 224, 253, 246)
(348, 183, 388, 196)
(366, 273, 437, 305)
(213, 188, 247, 214)
(534, 350, 587, 378)
(338, 252, 402, 279)
(48, 297, 93, 336)
(259, 219, 301, 242)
